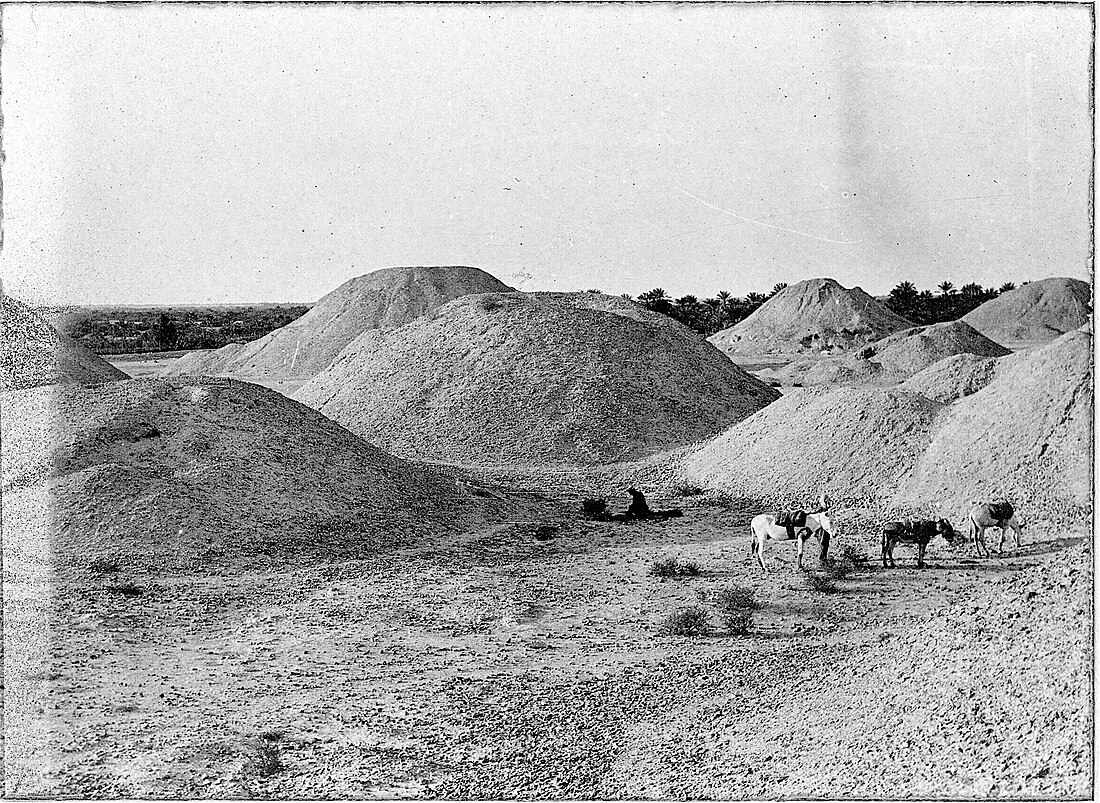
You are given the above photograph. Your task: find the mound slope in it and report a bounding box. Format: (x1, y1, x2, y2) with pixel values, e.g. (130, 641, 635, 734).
(894, 329, 1093, 521)
(1, 378, 468, 572)
(679, 386, 943, 507)
(295, 292, 780, 466)
(962, 277, 1092, 345)
(166, 266, 513, 380)
(898, 352, 1003, 403)
(708, 278, 913, 357)
(1, 295, 128, 391)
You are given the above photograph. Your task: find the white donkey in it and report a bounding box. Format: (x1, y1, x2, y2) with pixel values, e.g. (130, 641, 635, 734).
(968, 502, 1024, 556)
(749, 510, 835, 572)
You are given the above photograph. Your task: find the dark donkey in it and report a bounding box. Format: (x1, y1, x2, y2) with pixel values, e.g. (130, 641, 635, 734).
(882, 518, 955, 569)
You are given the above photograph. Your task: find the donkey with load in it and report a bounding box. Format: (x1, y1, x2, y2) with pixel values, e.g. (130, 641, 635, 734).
(881, 518, 955, 569)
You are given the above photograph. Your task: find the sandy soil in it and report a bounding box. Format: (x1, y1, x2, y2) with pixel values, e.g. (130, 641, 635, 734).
(4, 484, 1090, 798)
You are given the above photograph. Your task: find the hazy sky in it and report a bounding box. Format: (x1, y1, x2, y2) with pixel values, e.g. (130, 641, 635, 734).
(1, 3, 1092, 305)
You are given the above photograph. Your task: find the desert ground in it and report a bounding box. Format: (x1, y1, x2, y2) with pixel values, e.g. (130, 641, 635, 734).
(1, 272, 1092, 798)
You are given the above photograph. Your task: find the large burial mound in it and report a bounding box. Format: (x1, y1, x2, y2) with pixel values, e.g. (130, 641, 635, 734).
(166, 266, 513, 380)
(1, 378, 467, 572)
(708, 278, 913, 357)
(895, 328, 1093, 522)
(762, 320, 1008, 388)
(295, 292, 780, 466)
(678, 386, 943, 508)
(962, 277, 1092, 346)
(1, 295, 127, 391)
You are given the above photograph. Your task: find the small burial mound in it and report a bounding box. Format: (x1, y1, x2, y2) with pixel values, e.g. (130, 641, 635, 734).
(678, 386, 943, 508)
(765, 319, 1010, 388)
(1, 295, 127, 391)
(894, 328, 1093, 523)
(165, 265, 513, 381)
(962, 277, 1092, 346)
(295, 292, 780, 467)
(1, 377, 468, 573)
(708, 278, 913, 357)
(898, 352, 1003, 403)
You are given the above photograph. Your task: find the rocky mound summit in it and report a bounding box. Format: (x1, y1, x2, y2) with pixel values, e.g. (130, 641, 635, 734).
(962, 277, 1092, 346)
(166, 266, 513, 380)
(708, 278, 913, 357)
(295, 292, 780, 467)
(895, 328, 1093, 522)
(1, 378, 468, 572)
(1, 295, 127, 391)
(678, 386, 943, 508)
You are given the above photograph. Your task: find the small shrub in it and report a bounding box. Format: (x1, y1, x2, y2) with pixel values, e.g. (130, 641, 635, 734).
(650, 558, 702, 578)
(712, 584, 758, 635)
(659, 606, 712, 637)
(581, 498, 608, 517)
(822, 556, 855, 581)
(248, 735, 283, 777)
(674, 484, 705, 497)
(804, 572, 838, 594)
(838, 545, 870, 568)
(88, 557, 120, 575)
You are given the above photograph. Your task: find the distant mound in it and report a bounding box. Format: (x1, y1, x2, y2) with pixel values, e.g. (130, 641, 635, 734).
(679, 386, 943, 508)
(1, 378, 468, 572)
(962, 277, 1092, 345)
(709, 278, 913, 357)
(894, 329, 1093, 522)
(166, 266, 513, 380)
(897, 352, 1003, 404)
(1, 295, 128, 391)
(766, 320, 1008, 387)
(295, 292, 780, 467)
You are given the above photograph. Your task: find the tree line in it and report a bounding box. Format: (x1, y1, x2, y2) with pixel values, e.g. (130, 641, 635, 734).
(604, 280, 1023, 337)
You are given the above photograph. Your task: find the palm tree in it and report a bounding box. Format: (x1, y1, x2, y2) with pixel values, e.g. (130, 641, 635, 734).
(938, 280, 955, 296)
(999, 282, 1016, 293)
(771, 282, 789, 297)
(889, 281, 919, 306)
(959, 282, 984, 298)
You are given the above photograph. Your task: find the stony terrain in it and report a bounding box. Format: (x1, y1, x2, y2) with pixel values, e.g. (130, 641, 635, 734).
(709, 278, 913, 357)
(165, 266, 513, 382)
(962, 277, 1092, 346)
(295, 291, 779, 466)
(1, 295, 128, 391)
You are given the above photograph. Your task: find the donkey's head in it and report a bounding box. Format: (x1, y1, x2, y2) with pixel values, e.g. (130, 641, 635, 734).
(937, 518, 956, 542)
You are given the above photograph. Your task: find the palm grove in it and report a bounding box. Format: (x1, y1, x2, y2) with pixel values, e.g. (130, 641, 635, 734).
(618, 280, 1021, 336)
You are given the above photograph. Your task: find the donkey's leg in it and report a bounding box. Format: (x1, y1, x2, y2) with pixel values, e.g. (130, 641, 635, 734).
(757, 538, 769, 572)
(917, 542, 926, 569)
(796, 532, 806, 570)
(997, 525, 1007, 553)
(819, 528, 831, 563)
(882, 537, 890, 569)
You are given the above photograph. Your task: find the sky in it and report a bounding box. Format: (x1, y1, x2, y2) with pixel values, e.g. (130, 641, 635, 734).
(1, 2, 1093, 306)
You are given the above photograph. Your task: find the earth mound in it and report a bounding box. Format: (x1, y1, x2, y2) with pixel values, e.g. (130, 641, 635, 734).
(1, 377, 468, 572)
(166, 266, 513, 380)
(894, 328, 1093, 522)
(1, 295, 128, 391)
(295, 292, 780, 466)
(962, 277, 1092, 345)
(708, 278, 913, 357)
(764, 320, 1010, 388)
(898, 352, 1003, 403)
(678, 386, 943, 508)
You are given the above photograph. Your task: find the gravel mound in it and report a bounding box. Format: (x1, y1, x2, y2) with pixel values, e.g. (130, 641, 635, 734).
(679, 386, 943, 508)
(1, 377, 468, 572)
(166, 266, 513, 380)
(295, 292, 779, 467)
(898, 352, 1003, 403)
(1, 295, 128, 391)
(862, 319, 1010, 375)
(708, 278, 913, 357)
(894, 328, 1093, 523)
(766, 320, 1009, 388)
(962, 277, 1092, 346)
